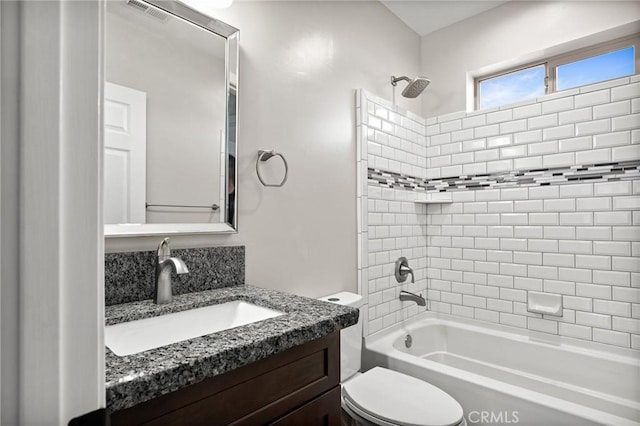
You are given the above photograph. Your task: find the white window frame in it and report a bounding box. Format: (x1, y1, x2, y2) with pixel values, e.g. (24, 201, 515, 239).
(475, 33, 640, 110)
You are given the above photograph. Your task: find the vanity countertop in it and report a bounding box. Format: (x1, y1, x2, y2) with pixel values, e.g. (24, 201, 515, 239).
(105, 285, 359, 412)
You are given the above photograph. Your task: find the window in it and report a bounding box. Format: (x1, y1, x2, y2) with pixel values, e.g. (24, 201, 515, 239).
(476, 34, 639, 110)
(478, 64, 545, 110)
(553, 45, 635, 91)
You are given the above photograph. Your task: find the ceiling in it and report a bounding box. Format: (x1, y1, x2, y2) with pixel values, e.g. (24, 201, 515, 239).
(380, 1, 509, 36)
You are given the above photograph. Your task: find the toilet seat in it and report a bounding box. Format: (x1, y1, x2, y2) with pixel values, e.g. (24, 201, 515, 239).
(342, 367, 464, 426)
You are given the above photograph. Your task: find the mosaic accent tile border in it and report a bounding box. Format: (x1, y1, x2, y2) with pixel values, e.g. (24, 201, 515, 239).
(368, 160, 640, 192)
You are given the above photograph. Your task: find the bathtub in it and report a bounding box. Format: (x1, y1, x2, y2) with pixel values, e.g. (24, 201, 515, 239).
(363, 312, 640, 426)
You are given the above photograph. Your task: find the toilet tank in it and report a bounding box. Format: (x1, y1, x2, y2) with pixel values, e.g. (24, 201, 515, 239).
(318, 292, 364, 381)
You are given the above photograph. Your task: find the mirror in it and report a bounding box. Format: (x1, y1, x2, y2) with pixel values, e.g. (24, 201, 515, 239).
(103, 0, 238, 237)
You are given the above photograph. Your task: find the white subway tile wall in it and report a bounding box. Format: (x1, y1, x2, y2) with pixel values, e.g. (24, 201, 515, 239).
(357, 90, 429, 337)
(425, 77, 640, 349)
(357, 77, 640, 349)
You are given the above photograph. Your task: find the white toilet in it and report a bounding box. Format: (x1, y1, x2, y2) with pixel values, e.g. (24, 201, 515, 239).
(319, 292, 466, 426)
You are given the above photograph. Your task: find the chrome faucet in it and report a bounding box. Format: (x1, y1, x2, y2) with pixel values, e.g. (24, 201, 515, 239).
(154, 237, 189, 304)
(399, 290, 426, 306)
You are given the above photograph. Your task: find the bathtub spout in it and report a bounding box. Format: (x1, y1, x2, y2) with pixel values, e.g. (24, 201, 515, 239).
(399, 290, 426, 306)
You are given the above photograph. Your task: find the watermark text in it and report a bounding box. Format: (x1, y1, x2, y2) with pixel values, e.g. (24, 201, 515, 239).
(468, 411, 520, 424)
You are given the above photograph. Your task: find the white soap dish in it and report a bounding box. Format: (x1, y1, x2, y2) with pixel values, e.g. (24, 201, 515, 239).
(527, 291, 563, 316)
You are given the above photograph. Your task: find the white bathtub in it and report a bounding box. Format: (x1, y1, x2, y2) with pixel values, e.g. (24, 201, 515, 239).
(363, 312, 640, 426)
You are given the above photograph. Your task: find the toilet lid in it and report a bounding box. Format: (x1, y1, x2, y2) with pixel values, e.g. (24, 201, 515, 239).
(343, 367, 463, 426)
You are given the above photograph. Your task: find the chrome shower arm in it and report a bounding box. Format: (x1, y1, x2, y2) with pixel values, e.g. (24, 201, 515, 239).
(391, 75, 412, 86)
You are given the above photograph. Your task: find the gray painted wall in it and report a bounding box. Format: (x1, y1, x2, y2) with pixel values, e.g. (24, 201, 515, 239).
(1, 2, 20, 423)
(105, 1, 422, 300)
(420, 1, 640, 116)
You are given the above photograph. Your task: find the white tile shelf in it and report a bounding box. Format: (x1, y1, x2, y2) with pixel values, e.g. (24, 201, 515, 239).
(414, 194, 453, 204)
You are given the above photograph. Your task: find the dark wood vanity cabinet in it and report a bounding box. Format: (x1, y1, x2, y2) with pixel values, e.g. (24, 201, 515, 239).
(111, 332, 341, 426)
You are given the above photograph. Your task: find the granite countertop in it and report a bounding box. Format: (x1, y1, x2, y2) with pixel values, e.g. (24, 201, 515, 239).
(105, 285, 359, 412)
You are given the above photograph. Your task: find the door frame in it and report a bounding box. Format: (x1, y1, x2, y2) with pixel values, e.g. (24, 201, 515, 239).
(3, 1, 105, 423)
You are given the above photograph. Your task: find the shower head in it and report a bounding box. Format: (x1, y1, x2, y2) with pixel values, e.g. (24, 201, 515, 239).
(391, 75, 431, 98)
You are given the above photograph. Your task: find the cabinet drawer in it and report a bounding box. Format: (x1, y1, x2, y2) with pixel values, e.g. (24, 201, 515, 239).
(112, 332, 339, 426)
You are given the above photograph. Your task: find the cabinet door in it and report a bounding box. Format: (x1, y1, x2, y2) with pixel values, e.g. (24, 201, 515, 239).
(270, 387, 341, 426)
(112, 333, 340, 426)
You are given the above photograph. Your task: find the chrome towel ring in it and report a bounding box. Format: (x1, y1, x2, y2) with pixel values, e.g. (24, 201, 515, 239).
(256, 149, 288, 187)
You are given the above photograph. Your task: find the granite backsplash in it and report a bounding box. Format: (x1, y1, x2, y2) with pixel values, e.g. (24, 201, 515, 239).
(105, 246, 245, 306)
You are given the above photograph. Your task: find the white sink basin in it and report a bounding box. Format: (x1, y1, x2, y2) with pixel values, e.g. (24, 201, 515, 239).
(105, 301, 285, 356)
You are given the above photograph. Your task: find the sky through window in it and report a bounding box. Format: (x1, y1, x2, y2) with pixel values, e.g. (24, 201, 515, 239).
(556, 46, 635, 91)
(479, 65, 545, 109)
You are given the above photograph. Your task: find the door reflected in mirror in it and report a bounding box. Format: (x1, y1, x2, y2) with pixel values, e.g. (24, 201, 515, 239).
(104, 0, 238, 236)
